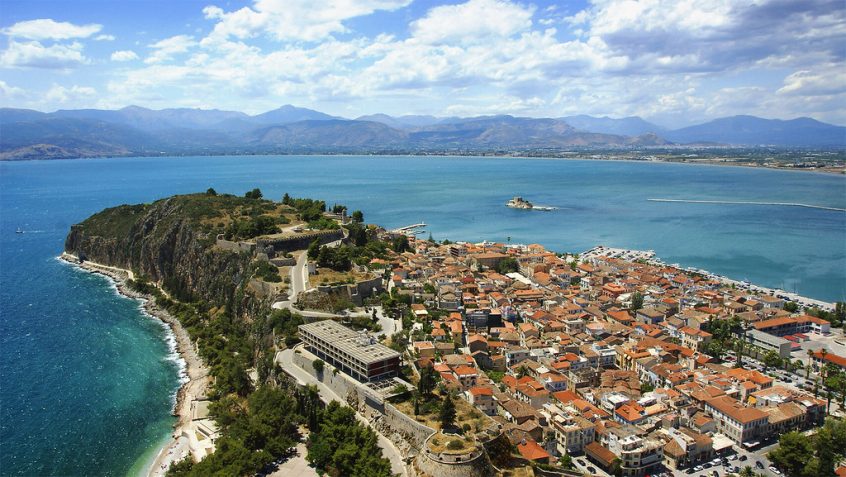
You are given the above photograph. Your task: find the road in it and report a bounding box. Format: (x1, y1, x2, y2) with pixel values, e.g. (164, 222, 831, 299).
(270, 250, 401, 335)
(275, 347, 408, 477)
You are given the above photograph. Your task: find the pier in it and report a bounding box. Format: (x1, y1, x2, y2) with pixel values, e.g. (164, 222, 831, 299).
(648, 198, 846, 212)
(390, 223, 427, 234)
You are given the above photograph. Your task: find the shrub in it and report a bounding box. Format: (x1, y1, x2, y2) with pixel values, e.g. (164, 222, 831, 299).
(447, 440, 463, 450)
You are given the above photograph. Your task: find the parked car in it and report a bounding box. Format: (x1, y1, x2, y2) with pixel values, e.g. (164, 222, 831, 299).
(756, 460, 764, 469)
(739, 455, 748, 461)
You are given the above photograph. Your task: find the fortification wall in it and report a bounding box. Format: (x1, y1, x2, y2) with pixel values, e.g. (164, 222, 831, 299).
(257, 229, 343, 254)
(215, 238, 255, 253)
(290, 345, 436, 457)
(416, 433, 495, 477)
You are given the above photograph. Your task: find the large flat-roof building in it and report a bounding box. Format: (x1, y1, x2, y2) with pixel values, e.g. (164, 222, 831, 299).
(299, 320, 401, 382)
(745, 329, 793, 358)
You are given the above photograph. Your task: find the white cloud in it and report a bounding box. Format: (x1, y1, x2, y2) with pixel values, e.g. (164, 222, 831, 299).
(2, 18, 102, 40)
(37, 0, 844, 125)
(0, 80, 25, 99)
(95, 34, 116, 41)
(45, 84, 96, 103)
(111, 50, 139, 62)
(777, 66, 846, 96)
(202, 0, 411, 43)
(410, 0, 535, 45)
(145, 35, 196, 64)
(0, 40, 87, 69)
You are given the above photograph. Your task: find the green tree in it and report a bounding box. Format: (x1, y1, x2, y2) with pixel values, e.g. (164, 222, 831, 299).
(769, 431, 814, 477)
(630, 292, 644, 311)
(495, 257, 519, 274)
(244, 188, 263, 199)
(206, 187, 217, 196)
(738, 466, 755, 477)
(306, 401, 393, 477)
(440, 393, 456, 430)
(784, 301, 799, 313)
(313, 359, 325, 374)
(351, 210, 364, 223)
(763, 350, 783, 370)
(307, 239, 320, 260)
(418, 365, 438, 397)
(392, 235, 411, 253)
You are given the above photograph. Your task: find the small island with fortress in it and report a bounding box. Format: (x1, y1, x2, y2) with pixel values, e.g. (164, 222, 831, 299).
(506, 196, 555, 211)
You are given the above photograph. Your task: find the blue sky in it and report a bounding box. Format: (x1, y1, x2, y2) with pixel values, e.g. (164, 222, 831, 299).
(1, 0, 844, 127)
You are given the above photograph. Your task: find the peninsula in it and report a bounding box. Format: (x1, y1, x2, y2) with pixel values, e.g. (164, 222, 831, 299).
(63, 190, 846, 477)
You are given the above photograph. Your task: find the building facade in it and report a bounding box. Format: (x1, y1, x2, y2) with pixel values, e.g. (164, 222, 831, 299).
(299, 320, 401, 382)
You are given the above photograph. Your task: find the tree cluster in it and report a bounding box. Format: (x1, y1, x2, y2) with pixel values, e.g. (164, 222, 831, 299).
(168, 386, 300, 477)
(306, 401, 393, 477)
(282, 195, 326, 222)
(768, 418, 846, 477)
(244, 188, 263, 200)
(495, 257, 519, 274)
(223, 215, 279, 240)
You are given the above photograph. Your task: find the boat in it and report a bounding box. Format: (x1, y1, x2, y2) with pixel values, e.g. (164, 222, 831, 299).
(506, 196, 555, 211)
(15, 227, 23, 234)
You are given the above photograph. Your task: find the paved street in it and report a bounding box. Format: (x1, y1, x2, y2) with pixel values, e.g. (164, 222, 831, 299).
(267, 442, 318, 477)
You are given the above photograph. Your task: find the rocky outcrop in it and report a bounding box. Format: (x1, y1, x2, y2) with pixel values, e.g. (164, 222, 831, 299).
(64, 195, 269, 318)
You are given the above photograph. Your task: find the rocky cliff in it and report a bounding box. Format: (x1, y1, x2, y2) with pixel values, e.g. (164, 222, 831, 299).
(65, 193, 276, 318)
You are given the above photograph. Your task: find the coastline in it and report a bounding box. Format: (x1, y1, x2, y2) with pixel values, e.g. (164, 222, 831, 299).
(3, 152, 844, 175)
(58, 253, 211, 477)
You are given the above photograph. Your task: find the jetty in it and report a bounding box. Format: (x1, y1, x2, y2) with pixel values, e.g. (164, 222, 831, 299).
(390, 223, 427, 234)
(648, 198, 846, 212)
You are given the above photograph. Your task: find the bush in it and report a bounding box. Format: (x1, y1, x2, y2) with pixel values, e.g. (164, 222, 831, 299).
(313, 359, 324, 374)
(254, 261, 281, 282)
(447, 440, 464, 450)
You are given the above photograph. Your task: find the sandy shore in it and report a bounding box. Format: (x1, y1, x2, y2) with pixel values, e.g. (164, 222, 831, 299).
(59, 253, 211, 477)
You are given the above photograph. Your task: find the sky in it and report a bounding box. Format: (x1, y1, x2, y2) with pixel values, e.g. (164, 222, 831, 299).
(1, 0, 844, 127)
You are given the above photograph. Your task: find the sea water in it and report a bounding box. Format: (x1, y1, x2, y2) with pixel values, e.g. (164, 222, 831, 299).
(1, 155, 844, 475)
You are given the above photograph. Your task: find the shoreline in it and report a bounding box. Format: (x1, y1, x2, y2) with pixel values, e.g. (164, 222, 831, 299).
(4, 152, 844, 176)
(58, 253, 211, 477)
(579, 245, 836, 310)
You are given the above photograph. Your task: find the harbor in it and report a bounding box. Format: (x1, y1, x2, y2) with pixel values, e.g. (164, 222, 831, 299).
(580, 245, 835, 310)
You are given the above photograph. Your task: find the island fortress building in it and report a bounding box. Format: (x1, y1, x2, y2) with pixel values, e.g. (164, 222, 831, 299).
(299, 319, 401, 382)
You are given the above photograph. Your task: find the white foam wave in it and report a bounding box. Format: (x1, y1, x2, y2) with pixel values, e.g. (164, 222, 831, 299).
(60, 257, 188, 412)
(137, 303, 190, 408)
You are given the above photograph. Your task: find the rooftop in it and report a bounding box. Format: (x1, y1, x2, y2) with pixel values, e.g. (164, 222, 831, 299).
(299, 319, 401, 364)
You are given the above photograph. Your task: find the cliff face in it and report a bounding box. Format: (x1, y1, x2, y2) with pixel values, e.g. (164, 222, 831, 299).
(65, 195, 268, 317)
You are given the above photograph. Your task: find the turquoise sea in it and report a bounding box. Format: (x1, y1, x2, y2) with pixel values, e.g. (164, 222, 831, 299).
(1, 155, 845, 476)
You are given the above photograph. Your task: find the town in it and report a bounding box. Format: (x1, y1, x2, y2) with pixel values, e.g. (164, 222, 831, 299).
(256, 208, 846, 477)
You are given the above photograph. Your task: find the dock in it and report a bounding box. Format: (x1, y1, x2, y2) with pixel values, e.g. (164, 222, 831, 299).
(391, 223, 427, 234)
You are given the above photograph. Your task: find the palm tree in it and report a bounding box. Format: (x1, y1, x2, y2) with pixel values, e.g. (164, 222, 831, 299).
(739, 466, 755, 477)
(806, 349, 814, 378)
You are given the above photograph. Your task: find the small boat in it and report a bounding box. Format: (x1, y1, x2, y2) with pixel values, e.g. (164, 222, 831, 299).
(15, 227, 23, 234)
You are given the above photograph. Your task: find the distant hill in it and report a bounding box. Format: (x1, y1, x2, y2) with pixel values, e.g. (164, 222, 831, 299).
(356, 113, 448, 129)
(408, 116, 669, 147)
(51, 106, 249, 131)
(1, 106, 843, 160)
(664, 116, 846, 147)
(561, 115, 666, 136)
(251, 119, 407, 149)
(0, 117, 158, 159)
(250, 105, 339, 125)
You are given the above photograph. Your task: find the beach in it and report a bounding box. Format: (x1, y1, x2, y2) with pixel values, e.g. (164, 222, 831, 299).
(58, 253, 211, 477)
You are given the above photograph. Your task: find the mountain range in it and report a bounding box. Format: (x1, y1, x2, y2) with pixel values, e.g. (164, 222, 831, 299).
(1, 105, 843, 160)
